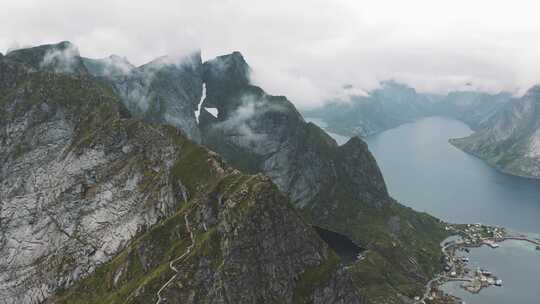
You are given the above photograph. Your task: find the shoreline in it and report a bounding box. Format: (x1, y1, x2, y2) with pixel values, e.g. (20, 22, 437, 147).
(415, 224, 540, 304)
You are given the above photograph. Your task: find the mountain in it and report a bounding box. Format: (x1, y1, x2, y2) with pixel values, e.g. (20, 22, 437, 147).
(82, 52, 203, 142)
(0, 42, 451, 304)
(303, 81, 434, 137)
(450, 86, 540, 178)
(199, 54, 448, 302)
(435, 91, 513, 130)
(303, 81, 512, 138)
(0, 42, 362, 304)
(4, 41, 88, 75)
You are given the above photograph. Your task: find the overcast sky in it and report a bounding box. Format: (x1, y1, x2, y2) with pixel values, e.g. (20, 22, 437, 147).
(3, 0, 540, 108)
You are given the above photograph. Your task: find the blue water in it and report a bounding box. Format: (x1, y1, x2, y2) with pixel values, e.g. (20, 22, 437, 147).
(362, 116, 540, 304)
(365, 116, 540, 233)
(442, 240, 540, 304)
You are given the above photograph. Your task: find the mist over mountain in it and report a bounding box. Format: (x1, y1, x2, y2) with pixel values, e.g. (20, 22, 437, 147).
(451, 86, 540, 178)
(304, 81, 513, 137)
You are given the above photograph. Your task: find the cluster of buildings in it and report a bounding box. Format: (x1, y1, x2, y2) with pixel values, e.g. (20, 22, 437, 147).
(459, 223, 505, 246)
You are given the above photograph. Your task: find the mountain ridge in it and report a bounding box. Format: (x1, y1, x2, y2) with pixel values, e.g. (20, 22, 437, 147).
(1, 41, 449, 304)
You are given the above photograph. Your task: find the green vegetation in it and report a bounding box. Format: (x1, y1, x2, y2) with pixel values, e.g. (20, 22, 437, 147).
(293, 250, 341, 303)
(53, 208, 193, 304)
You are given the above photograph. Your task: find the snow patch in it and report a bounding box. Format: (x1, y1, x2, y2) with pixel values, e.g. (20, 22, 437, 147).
(205, 107, 218, 118)
(195, 83, 206, 123)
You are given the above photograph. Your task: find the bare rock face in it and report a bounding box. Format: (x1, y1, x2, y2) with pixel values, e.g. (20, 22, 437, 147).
(83, 52, 204, 142)
(52, 172, 364, 304)
(451, 85, 540, 178)
(0, 59, 184, 303)
(0, 44, 363, 304)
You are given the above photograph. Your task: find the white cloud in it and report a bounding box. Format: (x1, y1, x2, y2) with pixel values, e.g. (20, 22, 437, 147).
(40, 43, 80, 73)
(3, 0, 540, 107)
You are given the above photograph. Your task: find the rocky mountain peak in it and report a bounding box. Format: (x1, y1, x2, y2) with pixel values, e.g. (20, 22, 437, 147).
(5, 41, 87, 74)
(82, 51, 203, 142)
(203, 52, 250, 88)
(342, 135, 367, 149)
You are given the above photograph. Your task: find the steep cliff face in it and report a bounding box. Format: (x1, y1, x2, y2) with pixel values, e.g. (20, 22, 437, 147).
(451, 86, 540, 178)
(200, 53, 448, 303)
(0, 44, 362, 304)
(0, 58, 181, 303)
(82, 52, 203, 142)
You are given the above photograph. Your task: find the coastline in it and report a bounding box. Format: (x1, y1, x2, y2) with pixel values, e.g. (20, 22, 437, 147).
(448, 139, 540, 181)
(415, 224, 540, 304)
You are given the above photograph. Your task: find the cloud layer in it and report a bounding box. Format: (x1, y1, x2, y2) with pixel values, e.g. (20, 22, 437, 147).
(4, 0, 540, 108)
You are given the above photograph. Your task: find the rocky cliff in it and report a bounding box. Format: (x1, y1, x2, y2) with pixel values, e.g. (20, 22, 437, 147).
(200, 53, 448, 303)
(451, 86, 540, 178)
(0, 42, 362, 304)
(82, 52, 203, 142)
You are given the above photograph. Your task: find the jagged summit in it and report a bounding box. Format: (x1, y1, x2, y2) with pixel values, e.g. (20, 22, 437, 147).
(203, 51, 251, 96)
(82, 50, 204, 142)
(5, 41, 87, 74)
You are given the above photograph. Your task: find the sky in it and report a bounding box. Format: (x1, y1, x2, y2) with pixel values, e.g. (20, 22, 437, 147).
(3, 0, 540, 108)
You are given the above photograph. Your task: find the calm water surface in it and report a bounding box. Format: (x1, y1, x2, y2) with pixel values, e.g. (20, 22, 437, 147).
(364, 116, 540, 304)
(308, 116, 540, 304)
(441, 240, 540, 304)
(366, 116, 540, 233)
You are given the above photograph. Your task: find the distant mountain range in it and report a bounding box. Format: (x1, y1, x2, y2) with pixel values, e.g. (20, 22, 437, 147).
(305, 79, 540, 179)
(303, 80, 512, 137)
(0, 42, 448, 304)
(451, 86, 540, 178)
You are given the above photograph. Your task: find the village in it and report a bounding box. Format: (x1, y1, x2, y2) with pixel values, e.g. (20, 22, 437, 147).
(414, 223, 540, 304)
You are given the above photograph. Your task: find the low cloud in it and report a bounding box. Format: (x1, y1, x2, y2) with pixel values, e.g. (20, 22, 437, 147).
(98, 55, 134, 77)
(209, 93, 295, 147)
(104, 50, 200, 113)
(40, 43, 80, 73)
(3, 0, 540, 108)
(214, 97, 266, 144)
